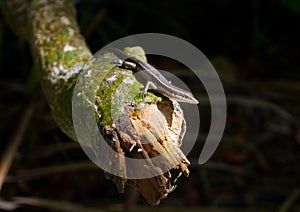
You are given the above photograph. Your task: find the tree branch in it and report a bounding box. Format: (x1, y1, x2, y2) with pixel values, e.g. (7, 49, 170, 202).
(2, 0, 190, 205)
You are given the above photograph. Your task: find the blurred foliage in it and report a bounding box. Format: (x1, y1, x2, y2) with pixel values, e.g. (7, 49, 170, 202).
(71, 0, 300, 80)
(279, 0, 300, 13)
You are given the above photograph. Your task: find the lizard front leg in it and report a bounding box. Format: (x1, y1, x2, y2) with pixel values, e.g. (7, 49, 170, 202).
(112, 59, 154, 96)
(142, 81, 157, 95)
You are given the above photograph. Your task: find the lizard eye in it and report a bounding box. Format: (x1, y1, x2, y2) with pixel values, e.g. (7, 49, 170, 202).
(122, 61, 137, 69)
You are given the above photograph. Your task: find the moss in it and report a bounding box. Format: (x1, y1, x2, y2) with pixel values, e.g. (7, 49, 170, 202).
(95, 66, 145, 128)
(91, 48, 164, 130)
(62, 50, 90, 68)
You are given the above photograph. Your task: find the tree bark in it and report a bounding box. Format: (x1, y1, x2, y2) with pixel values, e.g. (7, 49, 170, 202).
(2, 0, 190, 205)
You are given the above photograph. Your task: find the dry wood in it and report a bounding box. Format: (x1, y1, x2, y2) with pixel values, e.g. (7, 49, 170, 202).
(2, 0, 191, 205)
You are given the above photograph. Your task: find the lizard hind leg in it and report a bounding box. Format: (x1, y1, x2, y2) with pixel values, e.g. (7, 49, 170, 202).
(141, 81, 157, 96)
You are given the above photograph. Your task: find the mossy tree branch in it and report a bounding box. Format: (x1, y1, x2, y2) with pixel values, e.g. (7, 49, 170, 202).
(3, 0, 92, 140)
(2, 0, 190, 205)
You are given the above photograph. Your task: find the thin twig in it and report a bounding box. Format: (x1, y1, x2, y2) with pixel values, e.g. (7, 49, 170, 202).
(190, 160, 245, 174)
(199, 95, 299, 126)
(227, 96, 298, 125)
(0, 100, 35, 191)
(0, 198, 20, 211)
(5, 161, 98, 183)
(13, 196, 105, 212)
(22, 142, 80, 159)
(278, 188, 300, 212)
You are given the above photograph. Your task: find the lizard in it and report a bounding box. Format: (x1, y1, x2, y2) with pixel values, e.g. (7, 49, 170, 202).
(107, 47, 199, 104)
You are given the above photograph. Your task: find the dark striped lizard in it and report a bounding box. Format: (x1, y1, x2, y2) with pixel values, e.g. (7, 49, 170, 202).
(108, 48, 199, 104)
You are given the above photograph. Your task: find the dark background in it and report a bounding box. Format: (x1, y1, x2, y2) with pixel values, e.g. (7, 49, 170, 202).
(0, 0, 299, 211)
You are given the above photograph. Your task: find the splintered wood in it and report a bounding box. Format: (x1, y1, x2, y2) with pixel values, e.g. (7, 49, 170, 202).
(104, 101, 190, 205)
